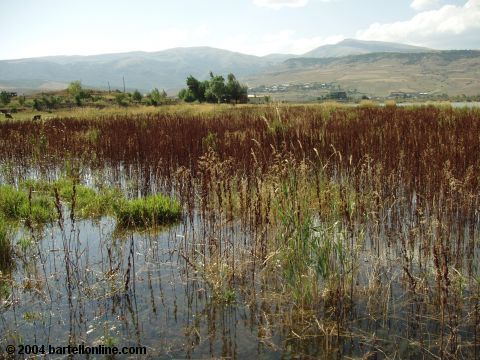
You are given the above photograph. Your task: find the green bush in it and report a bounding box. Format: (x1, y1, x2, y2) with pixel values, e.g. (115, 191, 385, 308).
(114, 194, 181, 228)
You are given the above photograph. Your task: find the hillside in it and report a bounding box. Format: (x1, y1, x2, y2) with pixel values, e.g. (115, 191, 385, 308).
(304, 39, 432, 58)
(247, 51, 480, 96)
(1, 40, 478, 96)
(0, 47, 281, 93)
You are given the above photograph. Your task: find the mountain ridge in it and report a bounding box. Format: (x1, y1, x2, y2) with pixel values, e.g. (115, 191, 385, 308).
(304, 39, 432, 58)
(1, 39, 478, 96)
(246, 50, 480, 96)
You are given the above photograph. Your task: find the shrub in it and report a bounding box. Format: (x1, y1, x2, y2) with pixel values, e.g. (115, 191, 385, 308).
(115, 93, 129, 107)
(132, 90, 143, 103)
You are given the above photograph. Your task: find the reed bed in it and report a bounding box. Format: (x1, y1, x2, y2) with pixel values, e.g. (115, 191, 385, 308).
(0, 104, 479, 358)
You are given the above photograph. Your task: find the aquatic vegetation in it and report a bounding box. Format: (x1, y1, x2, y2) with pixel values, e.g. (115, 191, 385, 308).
(55, 179, 123, 218)
(0, 185, 56, 224)
(0, 104, 478, 358)
(0, 185, 27, 220)
(0, 217, 14, 274)
(114, 193, 181, 228)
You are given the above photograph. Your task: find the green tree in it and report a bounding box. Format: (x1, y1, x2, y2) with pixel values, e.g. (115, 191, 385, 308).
(149, 88, 161, 106)
(115, 93, 128, 107)
(42, 95, 60, 109)
(67, 81, 83, 97)
(204, 87, 217, 103)
(33, 98, 42, 111)
(179, 72, 246, 103)
(225, 73, 248, 103)
(67, 80, 89, 106)
(181, 89, 196, 102)
(0, 91, 12, 105)
(148, 88, 167, 106)
(208, 72, 226, 103)
(132, 90, 142, 103)
(178, 88, 187, 100)
(186, 75, 206, 102)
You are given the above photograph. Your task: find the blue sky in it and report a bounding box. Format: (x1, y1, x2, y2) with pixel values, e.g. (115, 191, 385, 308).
(1, 0, 478, 59)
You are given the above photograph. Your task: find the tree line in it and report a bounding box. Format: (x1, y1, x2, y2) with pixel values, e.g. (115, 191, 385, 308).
(178, 72, 248, 104)
(1, 73, 249, 112)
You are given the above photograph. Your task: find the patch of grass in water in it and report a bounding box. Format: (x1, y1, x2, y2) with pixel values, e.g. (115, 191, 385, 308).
(21, 178, 122, 220)
(114, 194, 181, 228)
(5, 179, 180, 229)
(27, 193, 56, 224)
(54, 179, 122, 218)
(0, 217, 14, 274)
(0, 185, 56, 224)
(0, 185, 27, 220)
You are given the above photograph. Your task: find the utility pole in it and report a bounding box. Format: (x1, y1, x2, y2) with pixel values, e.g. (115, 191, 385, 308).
(107, 81, 111, 93)
(123, 76, 126, 93)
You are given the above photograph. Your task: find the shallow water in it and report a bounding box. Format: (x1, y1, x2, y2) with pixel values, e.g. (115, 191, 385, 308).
(1, 108, 479, 358)
(1, 204, 478, 358)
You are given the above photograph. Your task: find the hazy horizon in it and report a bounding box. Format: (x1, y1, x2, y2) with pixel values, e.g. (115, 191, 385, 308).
(0, 39, 440, 62)
(1, 0, 479, 61)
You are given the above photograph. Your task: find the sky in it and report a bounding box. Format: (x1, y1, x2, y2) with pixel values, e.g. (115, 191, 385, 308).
(0, 0, 479, 60)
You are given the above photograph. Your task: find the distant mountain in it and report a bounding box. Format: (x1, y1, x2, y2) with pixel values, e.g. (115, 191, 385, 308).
(0, 40, 476, 96)
(0, 47, 284, 93)
(304, 39, 432, 58)
(247, 50, 480, 96)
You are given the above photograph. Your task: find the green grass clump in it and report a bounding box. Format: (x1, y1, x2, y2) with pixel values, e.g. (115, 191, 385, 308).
(21, 178, 122, 219)
(0, 185, 27, 219)
(0, 217, 14, 273)
(55, 179, 105, 218)
(114, 194, 181, 228)
(69, 186, 122, 219)
(5, 179, 180, 228)
(0, 185, 55, 224)
(26, 193, 56, 224)
(80, 187, 122, 218)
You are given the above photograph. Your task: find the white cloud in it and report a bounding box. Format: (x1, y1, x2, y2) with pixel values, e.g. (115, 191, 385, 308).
(253, 0, 309, 9)
(410, 0, 440, 11)
(357, 0, 480, 49)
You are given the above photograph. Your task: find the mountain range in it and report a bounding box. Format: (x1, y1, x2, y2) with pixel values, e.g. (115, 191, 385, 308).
(0, 39, 479, 96)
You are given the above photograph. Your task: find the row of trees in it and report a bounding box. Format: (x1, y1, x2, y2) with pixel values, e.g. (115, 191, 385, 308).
(2, 81, 172, 111)
(68, 81, 170, 106)
(1, 74, 248, 110)
(116, 88, 168, 106)
(178, 72, 248, 104)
